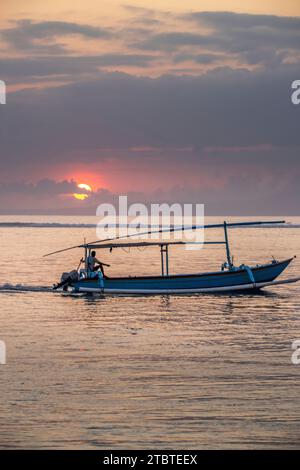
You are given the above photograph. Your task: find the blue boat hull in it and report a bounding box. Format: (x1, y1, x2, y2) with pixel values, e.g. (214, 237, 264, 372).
(71, 258, 293, 295)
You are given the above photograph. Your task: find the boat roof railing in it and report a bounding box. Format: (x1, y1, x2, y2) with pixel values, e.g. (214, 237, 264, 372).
(43, 219, 286, 257)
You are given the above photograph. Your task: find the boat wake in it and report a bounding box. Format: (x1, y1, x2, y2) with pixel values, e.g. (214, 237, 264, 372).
(0, 283, 53, 293)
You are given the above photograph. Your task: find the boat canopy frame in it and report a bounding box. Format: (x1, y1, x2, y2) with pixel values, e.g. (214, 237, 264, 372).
(82, 240, 227, 277)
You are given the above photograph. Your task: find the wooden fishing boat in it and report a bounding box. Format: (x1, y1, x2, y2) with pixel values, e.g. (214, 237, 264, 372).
(47, 220, 300, 295)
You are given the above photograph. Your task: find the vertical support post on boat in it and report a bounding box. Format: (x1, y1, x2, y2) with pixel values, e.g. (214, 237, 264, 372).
(166, 244, 169, 276)
(160, 244, 165, 276)
(84, 246, 88, 275)
(223, 221, 232, 268)
(84, 238, 88, 275)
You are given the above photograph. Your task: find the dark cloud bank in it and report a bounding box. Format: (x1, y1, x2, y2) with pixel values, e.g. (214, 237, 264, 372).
(1, 64, 299, 214)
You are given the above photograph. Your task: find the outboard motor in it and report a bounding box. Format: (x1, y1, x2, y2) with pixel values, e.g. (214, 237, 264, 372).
(53, 270, 79, 291)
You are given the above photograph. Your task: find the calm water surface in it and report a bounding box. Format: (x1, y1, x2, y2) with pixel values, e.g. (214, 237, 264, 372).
(0, 216, 300, 449)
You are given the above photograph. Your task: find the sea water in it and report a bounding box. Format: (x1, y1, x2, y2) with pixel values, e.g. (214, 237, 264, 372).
(0, 216, 300, 449)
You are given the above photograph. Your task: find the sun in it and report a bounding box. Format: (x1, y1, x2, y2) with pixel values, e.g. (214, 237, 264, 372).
(73, 193, 89, 200)
(73, 182, 93, 200)
(77, 183, 92, 192)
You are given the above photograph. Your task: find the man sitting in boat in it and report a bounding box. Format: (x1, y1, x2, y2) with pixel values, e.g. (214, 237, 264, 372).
(87, 250, 110, 277)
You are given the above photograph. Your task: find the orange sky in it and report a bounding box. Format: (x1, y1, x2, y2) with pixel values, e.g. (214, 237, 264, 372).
(2, 0, 300, 20)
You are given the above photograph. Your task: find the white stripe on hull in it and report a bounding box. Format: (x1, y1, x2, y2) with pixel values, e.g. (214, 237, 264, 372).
(76, 276, 300, 295)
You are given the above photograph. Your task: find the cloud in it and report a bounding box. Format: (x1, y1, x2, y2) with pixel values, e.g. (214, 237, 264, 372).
(1, 173, 300, 215)
(1, 19, 112, 54)
(0, 179, 102, 213)
(0, 54, 159, 84)
(1, 64, 299, 169)
(188, 11, 300, 32)
(0, 179, 79, 195)
(127, 11, 300, 67)
(131, 32, 215, 51)
(1, 10, 299, 84)
(173, 53, 225, 64)
(122, 5, 159, 18)
(183, 12, 300, 64)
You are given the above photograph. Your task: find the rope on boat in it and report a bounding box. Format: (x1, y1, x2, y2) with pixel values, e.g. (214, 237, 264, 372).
(268, 224, 284, 260)
(241, 264, 256, 286)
